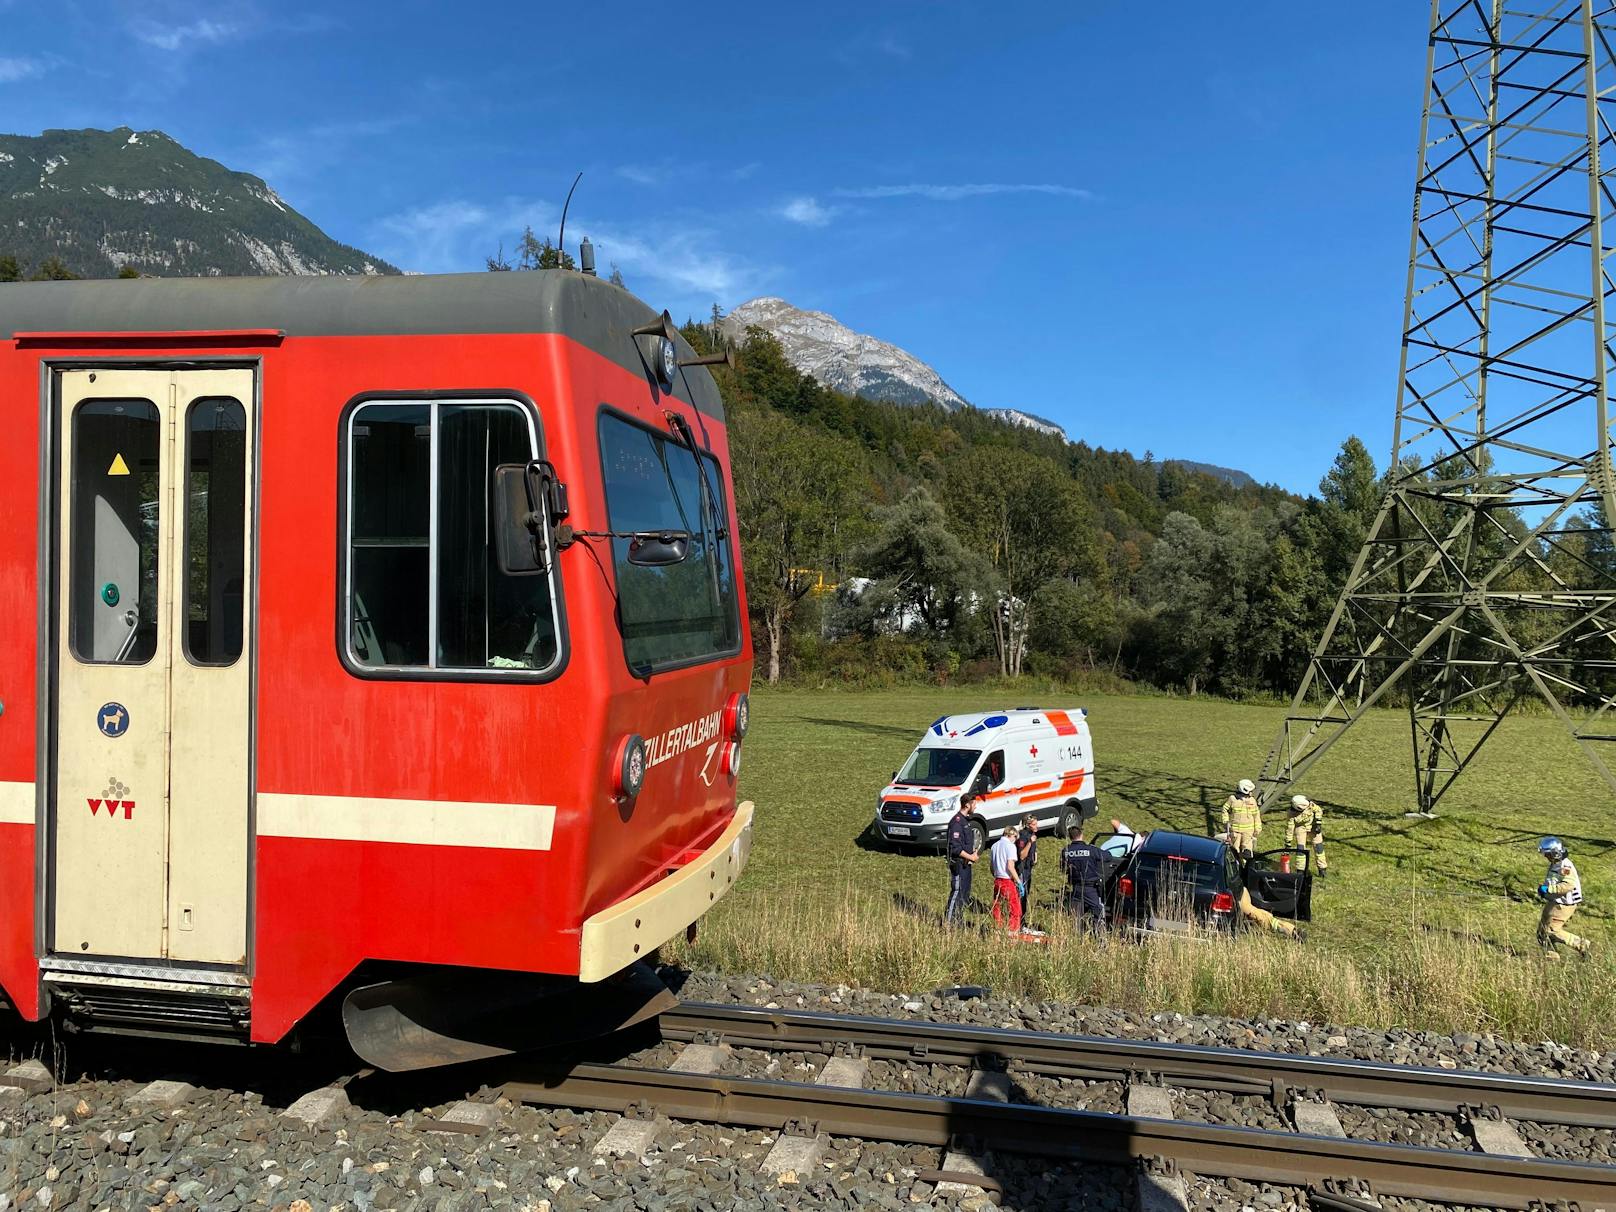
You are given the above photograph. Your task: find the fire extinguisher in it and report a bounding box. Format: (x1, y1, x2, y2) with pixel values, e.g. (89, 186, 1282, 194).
(1280, 853, 1292, 874)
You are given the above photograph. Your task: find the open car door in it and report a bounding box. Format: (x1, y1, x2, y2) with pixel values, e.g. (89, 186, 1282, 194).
(1243, 849, 1313, 921)
(1092, 831, 1136, 882)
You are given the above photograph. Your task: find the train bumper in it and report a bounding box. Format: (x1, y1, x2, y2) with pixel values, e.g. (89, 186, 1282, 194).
(578, 800, 754, 982)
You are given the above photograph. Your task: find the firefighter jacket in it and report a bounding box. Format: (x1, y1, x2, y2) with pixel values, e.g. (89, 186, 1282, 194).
(1286, 801, 1324, 845)
(1221, 794, 1262, 836)
(1545, 858, 1585, 906)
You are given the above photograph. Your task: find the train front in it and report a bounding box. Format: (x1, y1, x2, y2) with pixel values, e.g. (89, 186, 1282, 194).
(339, 277, 755, 1071)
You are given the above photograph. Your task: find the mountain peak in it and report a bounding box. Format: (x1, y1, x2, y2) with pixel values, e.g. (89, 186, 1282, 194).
(0, 126, 398, 278)
(722, 296, 972, 411)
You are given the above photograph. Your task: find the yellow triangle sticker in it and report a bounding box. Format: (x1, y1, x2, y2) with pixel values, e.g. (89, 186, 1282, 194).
(107, 453, 130, 477)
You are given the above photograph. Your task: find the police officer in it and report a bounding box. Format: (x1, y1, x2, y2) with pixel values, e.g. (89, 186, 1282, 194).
(1536, 836, 1591, 959)
(1285, 795, 1328, 876)
(943, 794, 981, 925)
(1221, 778, 1263, 857)
(1060, 823, 1106, 936)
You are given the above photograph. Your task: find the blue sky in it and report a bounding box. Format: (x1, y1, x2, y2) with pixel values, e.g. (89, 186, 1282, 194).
(0, 0, 1431, 495)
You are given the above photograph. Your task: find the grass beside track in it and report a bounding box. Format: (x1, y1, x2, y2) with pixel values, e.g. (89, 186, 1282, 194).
(666, 686, 1616, 1048)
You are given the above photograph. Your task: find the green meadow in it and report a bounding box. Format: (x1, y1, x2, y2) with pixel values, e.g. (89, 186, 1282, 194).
(667, 686, 1616, 1047)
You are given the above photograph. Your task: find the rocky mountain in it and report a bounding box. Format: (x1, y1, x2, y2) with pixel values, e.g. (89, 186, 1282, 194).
(984, 407, 1066, 440)
(722, 296, 972, 410)
(723, 295, 1259, 482)
(0, 127, 398, 278)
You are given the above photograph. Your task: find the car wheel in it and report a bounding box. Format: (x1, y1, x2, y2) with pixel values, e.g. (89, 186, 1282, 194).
(1059, 803, 1081, 837)
(969, 818, 988, 856)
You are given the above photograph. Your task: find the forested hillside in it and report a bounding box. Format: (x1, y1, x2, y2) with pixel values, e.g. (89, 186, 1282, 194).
(682, 313, 1389, 698)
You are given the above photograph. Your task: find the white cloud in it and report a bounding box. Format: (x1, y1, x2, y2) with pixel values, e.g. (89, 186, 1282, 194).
(369, 196, 767, 308)
(0, 56, 46, 83)
(615, 164, 665, 186)
(834, 182, 1092, 202)
(779, 196, 837, 227)
(130, 17, 241, 51)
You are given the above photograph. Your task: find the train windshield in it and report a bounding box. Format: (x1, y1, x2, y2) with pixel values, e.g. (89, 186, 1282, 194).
(895, 747, 980, 788)
(600, 413, 739, 671)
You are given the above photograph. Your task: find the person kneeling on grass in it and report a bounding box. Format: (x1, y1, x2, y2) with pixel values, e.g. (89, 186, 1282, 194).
(989, 825, 1022, 934)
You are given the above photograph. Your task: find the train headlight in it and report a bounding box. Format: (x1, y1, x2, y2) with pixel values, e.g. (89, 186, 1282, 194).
(722, 741, 742, 779)
(656, 336, 677, 388)
(615, 733, 647, 799)
(724, 692, 750, 741)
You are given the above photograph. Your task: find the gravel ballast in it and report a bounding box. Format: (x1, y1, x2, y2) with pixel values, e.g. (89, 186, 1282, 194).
(0, 967, 1607, 1209)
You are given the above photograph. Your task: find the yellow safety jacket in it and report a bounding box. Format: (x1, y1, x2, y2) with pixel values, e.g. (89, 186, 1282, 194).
(1286, 802, 1323, 845)
(1221, 794, 1262, 836)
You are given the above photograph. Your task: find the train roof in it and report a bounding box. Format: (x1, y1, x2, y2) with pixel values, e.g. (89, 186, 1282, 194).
(921, 708, 1088, 748)
(0, 270, 724, 419)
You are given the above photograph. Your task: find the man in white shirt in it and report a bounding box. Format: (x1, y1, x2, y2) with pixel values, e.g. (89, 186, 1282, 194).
(1110, 818, 1144, 851)
(989, 826, 1022, 933)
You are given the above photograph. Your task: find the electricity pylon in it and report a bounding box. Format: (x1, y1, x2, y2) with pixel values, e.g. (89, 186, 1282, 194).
(1258, 0, 1616, 815)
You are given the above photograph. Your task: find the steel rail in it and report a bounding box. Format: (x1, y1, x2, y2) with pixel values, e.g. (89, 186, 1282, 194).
(504, 1063, 1616, 1209)
(662, 1001, 1616, 1128)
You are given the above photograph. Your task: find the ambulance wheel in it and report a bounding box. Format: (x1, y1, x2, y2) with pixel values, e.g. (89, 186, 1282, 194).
(968, 819, 988, 856)
(1059, 804, 1081, 837)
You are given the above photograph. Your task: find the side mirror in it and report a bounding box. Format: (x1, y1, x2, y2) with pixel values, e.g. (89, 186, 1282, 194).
(493, 464, 546, 574)
(627, 530, 690, 567)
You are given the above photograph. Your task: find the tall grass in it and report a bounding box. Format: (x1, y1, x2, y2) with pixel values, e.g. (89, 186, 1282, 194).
(668, 881, 1616, 1049)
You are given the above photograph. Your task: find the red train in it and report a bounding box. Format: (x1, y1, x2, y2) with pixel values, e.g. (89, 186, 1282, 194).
(0, 269, 754, 1067)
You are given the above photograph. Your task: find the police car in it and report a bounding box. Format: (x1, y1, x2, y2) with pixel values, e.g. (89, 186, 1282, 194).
(874, 709, 1098, 852)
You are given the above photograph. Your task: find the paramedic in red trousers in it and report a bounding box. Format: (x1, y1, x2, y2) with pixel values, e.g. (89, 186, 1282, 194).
(989, 825, 1023, 933)
(943, 794, 981, 925)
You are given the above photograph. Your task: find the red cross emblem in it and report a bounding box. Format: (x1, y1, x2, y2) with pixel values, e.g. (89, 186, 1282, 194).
(1029, 744, 1038, 757)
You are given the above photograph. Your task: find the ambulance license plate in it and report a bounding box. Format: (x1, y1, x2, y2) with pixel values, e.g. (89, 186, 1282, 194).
(887, 826, 912, 836)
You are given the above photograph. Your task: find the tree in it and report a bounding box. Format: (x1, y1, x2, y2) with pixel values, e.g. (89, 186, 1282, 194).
(29, 256, 78, 281)
(846, 487, 991, 642)
(486, 226, 576, 272)
(608, 263, 625, 288)
(945, 446, 1101, 676)
(0, 254, 19, 283)
(117, 266, 141, 279)
(729, 408, 870, 682)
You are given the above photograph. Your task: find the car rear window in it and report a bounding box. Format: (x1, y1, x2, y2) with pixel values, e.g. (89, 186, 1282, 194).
(1133, 856, 1221, 895)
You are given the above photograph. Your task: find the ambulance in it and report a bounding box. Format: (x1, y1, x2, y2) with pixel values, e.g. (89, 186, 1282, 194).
(873, 709, 1097, 851)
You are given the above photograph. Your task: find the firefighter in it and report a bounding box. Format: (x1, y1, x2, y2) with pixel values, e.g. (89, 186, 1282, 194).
(1536, 836, 1591, 959)
(1238, 887, 1303, 940)
(1285, 795, 1328, 876)
(1220, 778, 1263, 856)
(943, 794, 981, 925)
(1060, 823, 1106, 936)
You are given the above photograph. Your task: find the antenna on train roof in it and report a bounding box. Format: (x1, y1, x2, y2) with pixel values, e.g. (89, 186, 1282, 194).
(557, 172, 583, 269)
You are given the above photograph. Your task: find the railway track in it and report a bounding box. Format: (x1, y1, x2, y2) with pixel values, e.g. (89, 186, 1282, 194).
(502, 1002, 1616, 1210)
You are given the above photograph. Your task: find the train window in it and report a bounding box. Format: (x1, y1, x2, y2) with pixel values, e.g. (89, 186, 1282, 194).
(345, 399, 560, 676)
(68, 399, 161, 665)
(599, 412, 740, 672)
(183, 398, 247, 666)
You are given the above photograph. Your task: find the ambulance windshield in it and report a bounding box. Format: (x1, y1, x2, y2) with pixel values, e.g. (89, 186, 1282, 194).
(896, 747, 980, 788)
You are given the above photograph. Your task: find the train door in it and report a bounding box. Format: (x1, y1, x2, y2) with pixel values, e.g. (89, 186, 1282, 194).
(50, 367, 255, 966)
